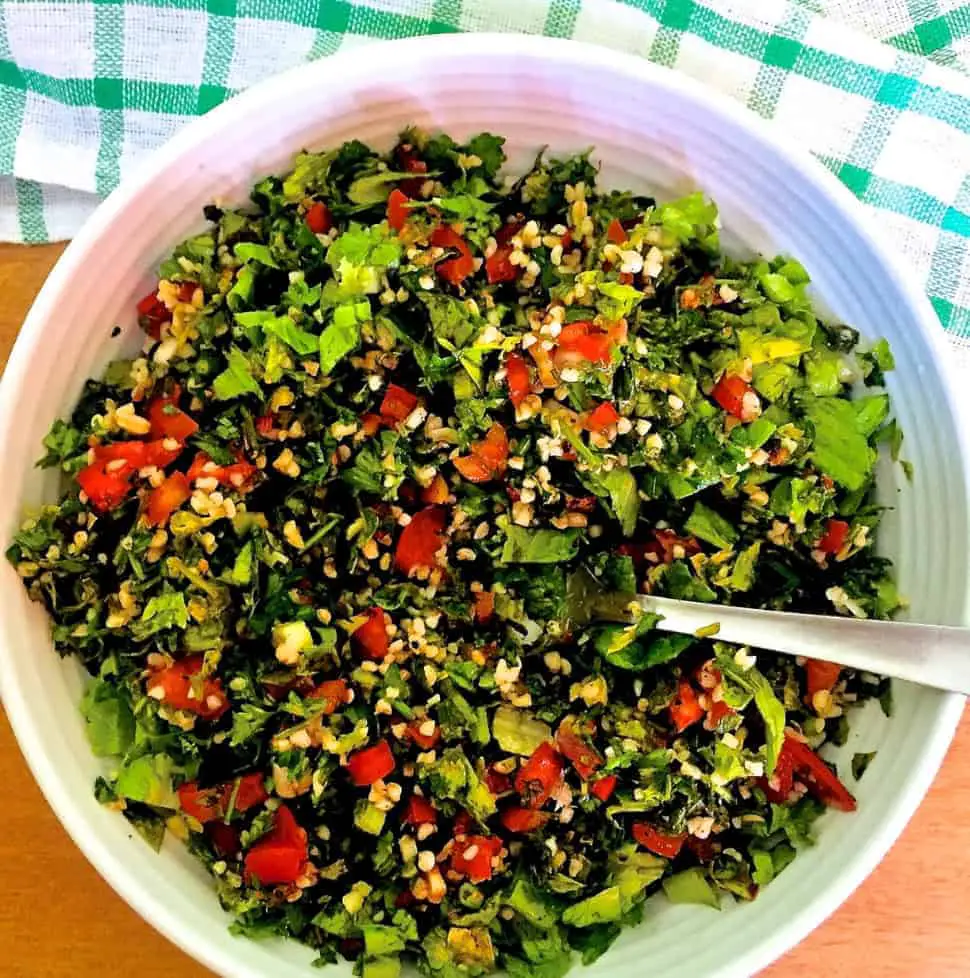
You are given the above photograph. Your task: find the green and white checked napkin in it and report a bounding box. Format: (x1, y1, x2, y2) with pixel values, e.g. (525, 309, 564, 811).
(0, 0, 968, 349)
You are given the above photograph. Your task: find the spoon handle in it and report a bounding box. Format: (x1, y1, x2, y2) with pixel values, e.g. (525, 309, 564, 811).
(637, 596, 970, 696)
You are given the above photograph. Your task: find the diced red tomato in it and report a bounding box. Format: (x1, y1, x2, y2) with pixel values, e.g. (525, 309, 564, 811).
(78, 439, 168, 511)
(453, 454, 492, 482)
(590, 775, 617, 802)
(485, 245, 517, 284)
(555, 321, 614, 367)
(308, 678, 352, 714)
(306, 201, 332, 234)
(453, 811, 476, 838)
(450, 835, 501, 883)
(77, 459, 134, 512)
(387, 188, 411, 232)
(394, 506, 447, 575)
(244, 804, 308, 886)
(515, 741, 564, 808)
(485, 765, 513, 797)
(402, 794, 437, 826)
(565, 494, 598, 513)
(504, 352, 532, 408)
(805, 659, 842, 701)
(472, 590, 495, 623)
(227, 773, 269, 814)
(500, 806, 549, 833)
(379, 384, 418, 425)
(136, 291, 170, 339)
(454, 423, 509, 483)
(430, 226, 474, 285)
(145, 472, 191, 526)
(669, 680, 704, 733)
(394, 889, 416, 909)
(555, 720, 603, 780)
(817, 518, 850, 556)
(406, 720, 441, 750)
(632, 823, 687, 858)
(606, 218, 627, 245)
(177, 782, 222, 824)
(347, 740, 396, 787)
(712, 374, 756, 419)
(147, 387, 199, 443)
(175, 281, 198, 303)
(352, 607, 390, 661)
(421, 473, 450, 505)
(686, 836, 718, 863)
(584, 401, 620, 434)
(146, 655, 229, 720)
(704, 698, 737, 730)
(761, 737, 796, 804)
(785, 735, 857, 812)
(186, 451, 256, 490)
(618, 530, 702, 570)
(395, 143, 428, 196)
(360, 412, 382, 438)
(206, 821, 241, 857)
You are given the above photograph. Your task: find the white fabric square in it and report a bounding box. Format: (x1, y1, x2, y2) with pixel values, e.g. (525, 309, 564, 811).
(0, 177, 21, 240)
(41, 184, 100, 240)
(355, 0, 436, 18)
(570, 1, 658, 55)
(676, 33, 760, 104)
(806, 0, 914, 41)
(876, 111, 970, 202)
(334, 34, 383, 53)
(866, 207, 941, 284)
(772, 75, 872, 160)
(950, 242, 970, 309)
(921, 61, 970, 99)
(459, 0, 550, 36)
(13, 92, 99, 194)
(802, 15, 899, 70)
(122, 5, 208, 86)
(5, 2, 95, 79)
(698, 0, 787, 35)
(225, 19, 317, 91)
(118, 109, 192, 180)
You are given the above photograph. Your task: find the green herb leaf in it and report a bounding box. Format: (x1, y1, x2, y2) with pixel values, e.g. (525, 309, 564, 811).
(79, 679, 135, 757)
(213, 346, 261, 400)
(500, 527, 581, 564)
(685, 501, 738, 550)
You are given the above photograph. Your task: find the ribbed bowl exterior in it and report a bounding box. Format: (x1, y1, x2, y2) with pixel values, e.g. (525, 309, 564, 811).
(0, 33, 967, 978)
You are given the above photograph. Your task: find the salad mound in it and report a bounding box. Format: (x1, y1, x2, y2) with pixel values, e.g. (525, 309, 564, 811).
(9, 129, 901, 977)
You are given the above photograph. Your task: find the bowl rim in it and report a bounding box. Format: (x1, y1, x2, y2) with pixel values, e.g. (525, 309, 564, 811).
(1, 30, 967, 978)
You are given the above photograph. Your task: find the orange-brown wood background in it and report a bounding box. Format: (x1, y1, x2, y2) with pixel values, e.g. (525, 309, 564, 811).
(1, 242, 968, 977)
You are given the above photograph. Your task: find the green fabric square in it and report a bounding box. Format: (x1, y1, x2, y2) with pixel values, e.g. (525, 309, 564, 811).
(207, 0, 238, 14)
(837, 163, 872, 197)
(0, 59, 25, 90)
(661, 0, 695, 32)
(93, 77, 124, 110)
(914, 16, 953, 55)
(942, 208, 970, 237)
(315, 0, 351, 32)
(763, 34, 802, 70)
(875, 73, 918, 110)
(197, 83, 228, 112)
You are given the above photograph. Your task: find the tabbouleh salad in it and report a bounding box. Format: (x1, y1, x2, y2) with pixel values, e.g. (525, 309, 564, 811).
(9, 129, 902, 977)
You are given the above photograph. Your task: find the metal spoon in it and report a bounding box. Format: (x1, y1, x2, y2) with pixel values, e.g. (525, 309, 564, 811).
(635, 595, 970, 695)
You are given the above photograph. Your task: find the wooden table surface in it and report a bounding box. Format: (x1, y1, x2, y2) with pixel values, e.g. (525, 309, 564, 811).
(1, 241, 969, 978)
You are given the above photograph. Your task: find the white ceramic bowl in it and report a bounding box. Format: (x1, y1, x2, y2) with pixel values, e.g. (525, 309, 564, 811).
(0, 33, 967, 978)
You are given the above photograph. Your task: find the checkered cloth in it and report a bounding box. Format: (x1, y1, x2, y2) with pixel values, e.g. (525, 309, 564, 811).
(0, 0, 968, 349)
